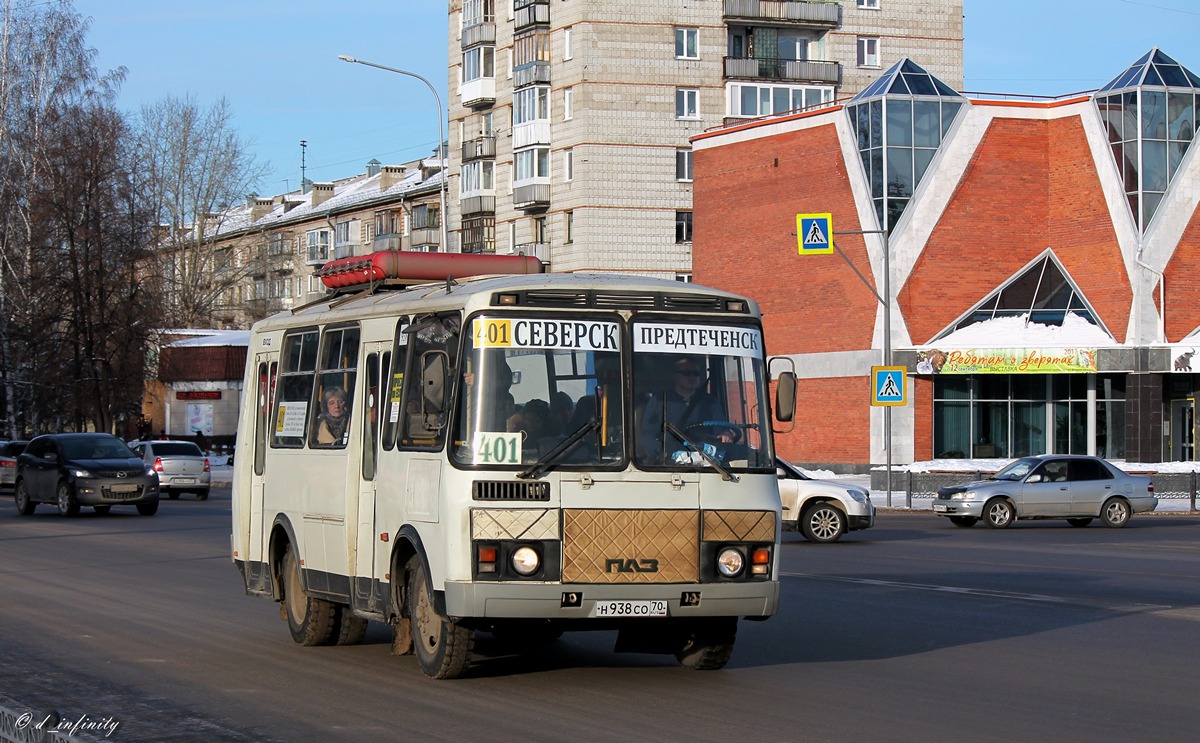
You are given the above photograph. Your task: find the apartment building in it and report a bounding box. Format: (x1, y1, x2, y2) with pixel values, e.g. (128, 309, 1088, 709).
(447, 0, 963, 277)
(203, 156, 445, 327)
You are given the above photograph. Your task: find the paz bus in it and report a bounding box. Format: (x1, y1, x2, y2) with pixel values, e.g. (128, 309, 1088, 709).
(230, 250, 797, 678)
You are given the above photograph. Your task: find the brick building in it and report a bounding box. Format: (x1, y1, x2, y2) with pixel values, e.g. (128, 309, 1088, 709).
(692, 50, 1200, 469)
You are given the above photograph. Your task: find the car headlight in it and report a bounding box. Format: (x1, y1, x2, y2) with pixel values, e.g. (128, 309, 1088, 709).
(716, 547, 745, 578)
(511, 546, 541, 576)
(69, 468, 92, 479)
(951, 490, 977, 500)
(847, 489, 869, 503)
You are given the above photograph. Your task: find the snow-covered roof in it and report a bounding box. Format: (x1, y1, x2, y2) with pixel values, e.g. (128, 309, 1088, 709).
(168, 330, 250, 347)
(920, 312, 1115, 348)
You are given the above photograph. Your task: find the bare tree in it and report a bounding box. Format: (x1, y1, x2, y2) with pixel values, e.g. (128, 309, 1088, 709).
(133, 95, 268, 327)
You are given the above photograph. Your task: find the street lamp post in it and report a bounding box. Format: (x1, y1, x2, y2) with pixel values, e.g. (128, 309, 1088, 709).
(338, 55, 449, 252)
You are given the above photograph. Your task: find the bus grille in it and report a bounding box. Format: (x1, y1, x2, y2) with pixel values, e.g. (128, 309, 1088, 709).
(562, 509, 699, 584)
(472, 480, 551, 501)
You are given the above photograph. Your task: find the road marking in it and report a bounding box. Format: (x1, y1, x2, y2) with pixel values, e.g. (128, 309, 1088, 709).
(782, 572, 1174, 615)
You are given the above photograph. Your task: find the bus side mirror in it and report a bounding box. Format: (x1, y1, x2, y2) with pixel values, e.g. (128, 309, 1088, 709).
(774, 371, 797, 423)
(420, 351, 450, 427)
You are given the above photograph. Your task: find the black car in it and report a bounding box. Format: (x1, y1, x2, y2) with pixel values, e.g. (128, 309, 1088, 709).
(14, 433, 160, 516)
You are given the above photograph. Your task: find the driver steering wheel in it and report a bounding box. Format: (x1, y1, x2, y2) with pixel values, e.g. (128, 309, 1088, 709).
(683, 420, 743, 444)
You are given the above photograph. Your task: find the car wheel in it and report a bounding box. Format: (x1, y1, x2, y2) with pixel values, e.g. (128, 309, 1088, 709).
(167, 491, 179, 500)
(949, 516, 978, 527)
(136, 500, 159, 516)
(800, 502, 846, 543)
(93, 505, 111, 515)
(408, 555, 474, 679)
(984, 498, 1015, 529)
(14, 480, 35, 516)
(1100, 497, 1131, 528)
(56, 481, 80, 517)
(282, 544, 337, 646)
(675, 617, 738, 670)
(1067, 517, 1093, 528)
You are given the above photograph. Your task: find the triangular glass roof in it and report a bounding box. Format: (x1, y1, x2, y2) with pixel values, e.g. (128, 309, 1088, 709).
(930, 251, 1113, 342)
(1098, 48, 1200, 92)
(851, 58, 965, 102)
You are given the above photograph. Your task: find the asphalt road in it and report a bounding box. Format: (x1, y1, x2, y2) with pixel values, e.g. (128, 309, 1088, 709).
(1, 490, 1198, 743)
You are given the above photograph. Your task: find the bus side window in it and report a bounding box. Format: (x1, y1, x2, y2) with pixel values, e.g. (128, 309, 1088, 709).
(272, 330, 319, 448)
(362, 352, 381, 480)
(382, 322, 409, 451)
(309, 325, 360, 449)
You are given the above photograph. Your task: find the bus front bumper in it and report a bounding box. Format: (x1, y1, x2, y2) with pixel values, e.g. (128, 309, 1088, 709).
(443, 579, 780, 620)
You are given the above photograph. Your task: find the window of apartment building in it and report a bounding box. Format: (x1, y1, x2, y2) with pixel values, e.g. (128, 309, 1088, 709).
(461, 160, 495, 194)
(305, 229, 330, 262)
(564, 149, 574, 181)
(676, 149, 693, 181)
(857, 0, 881, 9)
(857, 37, 880, 67)
(463, 0, 494, 27)
(463, 45, 495, 82)
(462, 215, 496, 254)
(308, 274, 323, 294)
(268, 233, 286, 256)
(676, 88, 699, 119)
(533, 216, 547, 244)
(728, 83, 833, 117)
(675, 28, 699, 60)
(214, 246, 234, 271)
(675, 273, 693, 283)
(565, 211, 574, 243)
(513, 28, 551, 68)
(513, 85, 550, 125)
(412, 203, 441, 229)
(514, 147, 550, 182)
(564, 88, 573, 120)
(675, 211, 693, 243)
(334, 220, 355, 246)
(564, 27, 572, 61)
(375, 208, 402, 236)
(255, 280, 266, 300)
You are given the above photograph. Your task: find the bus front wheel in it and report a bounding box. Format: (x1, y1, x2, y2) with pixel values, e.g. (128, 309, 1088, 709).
(407, 556, 474, 679)
(675, 617, 738, 670)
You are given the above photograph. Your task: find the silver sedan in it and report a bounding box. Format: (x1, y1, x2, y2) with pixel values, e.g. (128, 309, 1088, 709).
(934, 455, 1158, 528)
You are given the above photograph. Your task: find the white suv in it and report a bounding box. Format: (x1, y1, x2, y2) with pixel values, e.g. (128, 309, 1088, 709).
(777, 459, 875, 543)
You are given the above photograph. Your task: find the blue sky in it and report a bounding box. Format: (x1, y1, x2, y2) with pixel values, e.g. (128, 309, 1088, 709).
(74, 0, 1198, 196)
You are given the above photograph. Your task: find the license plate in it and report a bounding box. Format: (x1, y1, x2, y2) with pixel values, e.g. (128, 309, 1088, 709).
(589, 600, 669, 618)
(110, 483, 138, 493)
(174, 478, 195, 485)
(933, 504, 948, 512)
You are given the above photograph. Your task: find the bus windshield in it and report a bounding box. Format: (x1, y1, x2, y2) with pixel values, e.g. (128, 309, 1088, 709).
(632, 320, 773, 472)
(452, 315, 625, 468)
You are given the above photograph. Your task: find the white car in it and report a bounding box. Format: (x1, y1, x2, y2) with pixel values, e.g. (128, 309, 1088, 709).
(777, 459, 876, 543)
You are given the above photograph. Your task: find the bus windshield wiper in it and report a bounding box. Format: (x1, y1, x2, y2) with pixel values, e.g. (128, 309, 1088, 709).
(517, 417, 601, 480)
(665, 422, 739, 483)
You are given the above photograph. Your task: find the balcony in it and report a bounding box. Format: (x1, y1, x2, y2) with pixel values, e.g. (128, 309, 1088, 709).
(514, 61, 551, 89)
(723, 0, 841, 28)
(461, 21, 496, 48)
(512, 121, 551, 149)
(303, 246, 330, 266)
(462, 136, 497, 161)
(724, 56, 840, 85)
(515, 0, 549, 30)
(461, 77, 496, 108)
(461, 195, 497, 216)
(410, 227, 441, 248)
(373, 235, 403, 251)
(513, 183, 550, 211)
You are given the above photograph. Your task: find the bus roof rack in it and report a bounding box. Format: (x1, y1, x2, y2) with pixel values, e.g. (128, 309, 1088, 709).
(315, 250, 545, 295)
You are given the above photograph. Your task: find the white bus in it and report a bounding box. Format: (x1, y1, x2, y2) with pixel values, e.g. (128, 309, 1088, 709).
(231, 251, 797, 678)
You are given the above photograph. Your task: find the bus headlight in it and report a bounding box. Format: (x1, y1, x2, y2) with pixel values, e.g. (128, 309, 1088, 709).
(511, 546, 541, 576)
(716, 547, 744, 578)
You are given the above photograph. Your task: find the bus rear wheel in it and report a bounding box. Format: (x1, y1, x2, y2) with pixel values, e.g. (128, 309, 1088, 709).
(408, 556, 474, 679)
(675, 617, 737, 670)
(282, 544, 337, 646)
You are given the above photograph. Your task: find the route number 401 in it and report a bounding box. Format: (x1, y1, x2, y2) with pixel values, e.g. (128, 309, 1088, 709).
(472, 432, 522, 465)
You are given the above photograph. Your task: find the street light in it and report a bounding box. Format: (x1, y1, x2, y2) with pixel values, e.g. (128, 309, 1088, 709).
(338, 55, 449, 253)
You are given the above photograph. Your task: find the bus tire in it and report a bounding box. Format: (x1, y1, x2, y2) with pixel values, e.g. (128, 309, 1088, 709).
(282, 544, 337, 646)
(408, 556, 474, 679)
(675, 617, 738, 671)
(334, 606, 369, 646)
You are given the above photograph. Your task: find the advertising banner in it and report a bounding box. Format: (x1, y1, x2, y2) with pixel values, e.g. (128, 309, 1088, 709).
(916, 347, 1097, 374)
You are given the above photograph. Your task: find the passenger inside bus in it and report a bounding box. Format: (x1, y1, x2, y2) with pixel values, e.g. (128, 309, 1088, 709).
(315, 385, 351, 445)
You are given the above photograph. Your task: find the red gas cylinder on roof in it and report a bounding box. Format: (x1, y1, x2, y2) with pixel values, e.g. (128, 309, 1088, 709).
(315, 250, 544, 291)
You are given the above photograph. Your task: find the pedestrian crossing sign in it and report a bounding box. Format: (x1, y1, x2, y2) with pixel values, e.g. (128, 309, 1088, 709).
(796, 213, 833, 255)
(872, 366, 906, 406)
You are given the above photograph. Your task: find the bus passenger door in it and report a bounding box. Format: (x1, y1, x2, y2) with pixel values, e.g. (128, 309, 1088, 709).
(354, 346, 388, 613)
(249, 355, 276, 588)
